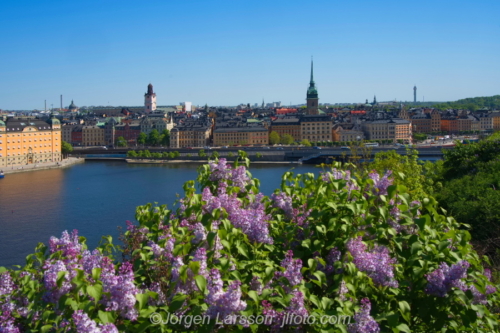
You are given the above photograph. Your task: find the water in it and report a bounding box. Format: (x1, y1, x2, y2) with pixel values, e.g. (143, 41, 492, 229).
(0, 161, 320, 267)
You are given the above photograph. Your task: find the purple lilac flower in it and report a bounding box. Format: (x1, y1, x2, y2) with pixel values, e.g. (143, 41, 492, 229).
(368, 170, 393, 195)
(192, 222, 207, 244)
(275, 250, 303, 287)
(72, 310, 118, 333)
(0, 311, 20, 333)
(322, 168, 360, 192)
(338, 280, 348, 300)
(325, 247, 342, 275)
(81, 250, 115, 279)
(148, 282, 167, 306)
(101, 262, 139, 321)
(347, 237, 398, 288)
(205, 269, 246, 320)
(203, 185, 273, 244)
(49, 230, 82, 260)
(43, 260, 73, 304)
(348, 298, 380, 333)
(270, 192, 294, 218)
(469, 285, 496, 305)
(0, 272, 15, 296)
(125, 221, 148, 243)
(425, 261, 470, 297)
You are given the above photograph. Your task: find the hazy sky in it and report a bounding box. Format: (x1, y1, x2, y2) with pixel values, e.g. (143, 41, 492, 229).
(1, 0, 499, 110)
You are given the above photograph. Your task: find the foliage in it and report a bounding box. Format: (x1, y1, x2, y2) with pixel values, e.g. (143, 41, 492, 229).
(160, 129, 170, 147)
(432, 95, 500, 111)
(256, 152, 263, 159)
(210, 151, 220, 160)
(199, 149, 207, 158)
(137, 132, 147, 146)
(300, 139, 312, 147)
(413, 133, 427, 142)
(127, 150, 138, 158)
(115, 136, 127, 147)
(280, 134, 294, 145)
(61, 141, 73, 157)
(147, 130, 160, 146)
(269, 131, 280, 145)
(0, 159, 498, 332)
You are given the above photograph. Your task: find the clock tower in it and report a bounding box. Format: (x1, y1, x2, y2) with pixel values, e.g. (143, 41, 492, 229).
(144, 83, 157, 113)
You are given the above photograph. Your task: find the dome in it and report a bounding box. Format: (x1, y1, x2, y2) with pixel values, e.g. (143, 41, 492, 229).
(46, 116, 60, 125)
(68, 100, 78, 110)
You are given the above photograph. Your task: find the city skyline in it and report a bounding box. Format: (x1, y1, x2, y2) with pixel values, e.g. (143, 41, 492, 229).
(1, 0, 499, 110)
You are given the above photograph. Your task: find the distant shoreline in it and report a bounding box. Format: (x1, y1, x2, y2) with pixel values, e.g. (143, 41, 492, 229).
(1, 157, 84, 175)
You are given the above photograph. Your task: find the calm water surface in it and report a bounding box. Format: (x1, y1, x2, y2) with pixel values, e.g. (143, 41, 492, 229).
(0, 161, 320, 267)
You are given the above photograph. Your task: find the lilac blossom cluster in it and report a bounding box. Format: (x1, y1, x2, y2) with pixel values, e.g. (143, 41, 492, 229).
(321, 168, 359, 192)
(72, 310, 118, 333)
(347, 237, 399, 288)
(368, 170, 393, 195)
(205, 269, 247, 320)
(270, 192, 311, 227)
(262, 290, 308, 331)
(275, 250, 303, 288)
(208, 158, 250, 189)
(101, 262, 139, 321)
(348, 298, 380, 333)
(0, 272, 20, 333)
(425, 261, 470, 297)
(202, 185, 273, 244)
(387, 199, 419, 234)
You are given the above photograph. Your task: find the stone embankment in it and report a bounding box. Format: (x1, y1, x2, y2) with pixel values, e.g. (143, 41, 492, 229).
(1, 157, 85, 175)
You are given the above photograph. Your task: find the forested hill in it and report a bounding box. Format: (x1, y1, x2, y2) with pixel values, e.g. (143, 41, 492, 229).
(433, 95, 500, 111)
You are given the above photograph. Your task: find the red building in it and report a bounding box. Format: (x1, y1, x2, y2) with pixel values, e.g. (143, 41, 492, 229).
(276, 108, 298, 115)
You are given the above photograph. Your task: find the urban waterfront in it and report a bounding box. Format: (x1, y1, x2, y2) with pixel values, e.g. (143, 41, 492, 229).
(0, 161, 320, 267)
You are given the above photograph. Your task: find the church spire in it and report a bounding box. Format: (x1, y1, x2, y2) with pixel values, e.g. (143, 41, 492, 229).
(310, 58, 314, 85)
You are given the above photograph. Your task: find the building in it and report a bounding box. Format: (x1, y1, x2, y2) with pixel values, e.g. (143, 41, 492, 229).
(170, 121, 211, 148)
(68, 100, 79, 113)
(332, 124, 365, 142)
(270, 116, 301, 142)
(144, 83, 157, 113)
(213, 124, 269, 146)
(362, 119, 412, 143)
(0, 116, 62, 168)
(300, 115, 332, 142)
(62, 124, 74, 143)
(140, 114, 168, 135)
(306, 60, 319, 115)
(82, 126, 105, 146)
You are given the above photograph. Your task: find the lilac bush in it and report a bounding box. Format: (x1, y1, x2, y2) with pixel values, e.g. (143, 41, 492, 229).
(0, 158, 498, 332)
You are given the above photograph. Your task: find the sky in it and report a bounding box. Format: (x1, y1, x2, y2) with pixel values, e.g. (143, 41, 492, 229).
(1, 0, 499, 110)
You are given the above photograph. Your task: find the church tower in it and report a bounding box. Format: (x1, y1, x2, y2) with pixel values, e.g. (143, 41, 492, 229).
(306, 60, 319, 115)
(414, 85, 417, 103)
(144, 83, 157, 113)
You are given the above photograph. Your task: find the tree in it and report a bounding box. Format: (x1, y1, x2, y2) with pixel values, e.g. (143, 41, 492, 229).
(115, 136, 127, 147)
(269, 131, 280, 145)
(137, 132, 147, 146)
(127, 150, 138, 158)
(147, 129, 160, 146)
(160, 129, 170, 146)
(210, 151, 219, 159)
(198, 149, 206, 158)
(61, 141, 73, 158)
(280, 134, 294, 145)
(256, 152, 263, 159)
(300, 139, 312, 147)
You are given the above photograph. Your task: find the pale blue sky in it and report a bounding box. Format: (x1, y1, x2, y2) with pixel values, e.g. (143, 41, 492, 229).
(1, 0, 499, 110)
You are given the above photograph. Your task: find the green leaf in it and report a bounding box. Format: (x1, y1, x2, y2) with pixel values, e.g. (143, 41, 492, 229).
(313, 271, 326, 286)
(189, 261, 200, 276)
(237, 244, 249, 258)
(411, 241, 422, 255)
(169, 294, 187, 313)
(86, 284, 103, 303)
(395, 323, 411, 332)
(136, 293, 149, 310)
(91, 267, 102, 281)
(98, 310, 115, 324)
(195, 275, 207, 293)
(398, 301, 411, 322)
(248, 290, 259, 306)
(56, 271, 67, 288)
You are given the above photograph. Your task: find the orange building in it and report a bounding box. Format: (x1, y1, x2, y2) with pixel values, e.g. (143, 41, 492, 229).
(0, 116, 62, 168)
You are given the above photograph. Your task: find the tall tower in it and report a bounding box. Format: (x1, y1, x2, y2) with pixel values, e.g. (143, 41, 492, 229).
(414, 85, 417, 103)
(306, 60, 319, 115)
(144, 83, 157, 113)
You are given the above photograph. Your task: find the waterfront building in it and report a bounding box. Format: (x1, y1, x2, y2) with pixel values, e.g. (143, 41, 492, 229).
(170, 121, 211, 148)
(441, 116, 459, 133)
(306, 60, 319, 115)
(362, 119, 412, 143)
(115, 121, 141, 146)
(62, 124, 74, 143)
(300, 115, 332, 142)
(270, 116, 301, 142)
(0, 116, 62, 167)
(82, 126, 105, 146)
(477, 113, 494, 131)
(144, 83, 157, 113)
(140, 114, 168, 135)
(332, 124, 365, 142)
(213, 124, 269, 146)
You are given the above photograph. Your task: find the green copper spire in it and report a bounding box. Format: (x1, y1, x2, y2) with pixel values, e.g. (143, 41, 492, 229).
(307, 59, 318, 99)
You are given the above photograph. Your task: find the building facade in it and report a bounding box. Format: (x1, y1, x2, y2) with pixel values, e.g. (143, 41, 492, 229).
(0, 116, 62, 168)
(213, 126, 269, 146)
(270, 116, 301, 142)
(300, 115, 333, 142)
(362, 119, 412, 143)
(82, 126, 105, 146)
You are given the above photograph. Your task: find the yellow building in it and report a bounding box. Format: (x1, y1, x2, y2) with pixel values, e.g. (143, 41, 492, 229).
(82, 125, 105, 146)
(213, 126, 269, 146)
(0, 116, 62, 168)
